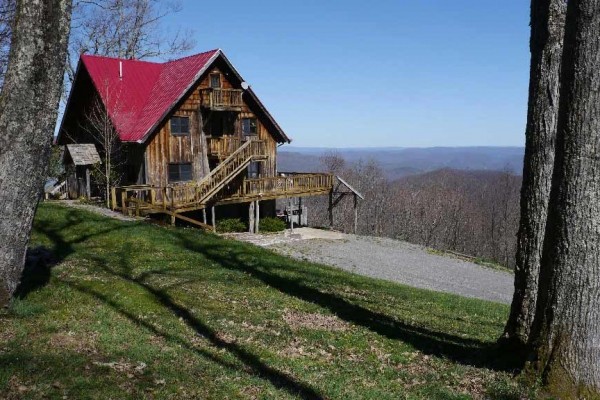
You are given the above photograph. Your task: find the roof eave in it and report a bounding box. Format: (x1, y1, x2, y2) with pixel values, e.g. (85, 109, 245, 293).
(218, 52, 292, 144)
(56, 60, 83, 144)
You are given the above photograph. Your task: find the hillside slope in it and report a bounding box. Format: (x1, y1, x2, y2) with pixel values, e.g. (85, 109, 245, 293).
(0, 204, 532, 399)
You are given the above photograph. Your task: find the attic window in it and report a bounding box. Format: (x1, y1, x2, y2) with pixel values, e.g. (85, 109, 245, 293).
(171, 116, 189, 136)
(210, 73, 221, 88)
(242, 118, 257, 136)
(168, 163, 192, 182)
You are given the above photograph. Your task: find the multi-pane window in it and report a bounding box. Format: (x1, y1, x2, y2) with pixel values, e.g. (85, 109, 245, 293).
(170, 116, 190, 136)
(168, 163, 192, 182)
(242, 118, 257, 136)
(210, 73, 221, 88)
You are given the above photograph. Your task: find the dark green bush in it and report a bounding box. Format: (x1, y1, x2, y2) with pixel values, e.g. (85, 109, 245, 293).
(260, 217, 286, 232)
(216, 218, 247, 233)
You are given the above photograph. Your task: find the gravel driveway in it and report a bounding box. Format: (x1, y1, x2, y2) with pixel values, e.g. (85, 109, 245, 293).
(267, 232, 513, 304)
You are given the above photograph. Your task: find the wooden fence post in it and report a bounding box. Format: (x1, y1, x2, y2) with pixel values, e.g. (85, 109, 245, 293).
(111, 187, 117, 210)
(121, 191, 127, 216)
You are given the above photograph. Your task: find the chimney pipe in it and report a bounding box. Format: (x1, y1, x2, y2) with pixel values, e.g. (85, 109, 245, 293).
(119, 61, 123, 80)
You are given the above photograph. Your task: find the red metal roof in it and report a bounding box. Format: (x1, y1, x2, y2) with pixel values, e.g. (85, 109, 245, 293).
(81, 49, 219, 142)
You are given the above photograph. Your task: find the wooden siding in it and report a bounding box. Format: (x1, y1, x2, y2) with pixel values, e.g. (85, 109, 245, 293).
(144, 65, 278, 187)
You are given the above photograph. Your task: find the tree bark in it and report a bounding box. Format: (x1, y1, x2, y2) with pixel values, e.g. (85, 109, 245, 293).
(502, 0, 567, 348)
(528, 0, 600, 396)
(0, 0, 72, 306)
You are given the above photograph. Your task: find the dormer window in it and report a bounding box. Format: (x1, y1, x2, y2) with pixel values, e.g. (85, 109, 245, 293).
(210, 73, 221, 89)
(170, 116, 189, 136)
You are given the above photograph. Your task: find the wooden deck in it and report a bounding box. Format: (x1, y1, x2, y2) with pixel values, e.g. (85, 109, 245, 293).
(110, 136, 355, 231)
(112, 173, 334, 216)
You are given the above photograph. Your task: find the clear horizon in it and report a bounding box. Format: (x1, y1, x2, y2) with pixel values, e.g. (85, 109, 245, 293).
(164, 1, 530, 148)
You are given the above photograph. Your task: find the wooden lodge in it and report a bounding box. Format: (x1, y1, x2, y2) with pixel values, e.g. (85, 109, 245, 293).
(57, 49, 361, 231)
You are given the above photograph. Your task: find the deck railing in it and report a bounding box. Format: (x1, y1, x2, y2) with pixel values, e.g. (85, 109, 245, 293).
(112, 172, 334, 217)
(207, 135, 241, 157)
(202, 88, 243, 109)
(244, 173, 334, 198)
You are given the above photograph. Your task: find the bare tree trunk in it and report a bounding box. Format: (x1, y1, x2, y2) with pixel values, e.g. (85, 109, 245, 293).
(528, 0, 600, 396)
(502, 0, 566, 348)
(0, 0, 72, 306)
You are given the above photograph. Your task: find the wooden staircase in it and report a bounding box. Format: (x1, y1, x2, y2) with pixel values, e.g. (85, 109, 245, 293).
(168, 138, 267, 209)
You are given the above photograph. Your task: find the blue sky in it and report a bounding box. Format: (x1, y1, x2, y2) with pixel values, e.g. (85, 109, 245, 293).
(165, 1, 530, 148)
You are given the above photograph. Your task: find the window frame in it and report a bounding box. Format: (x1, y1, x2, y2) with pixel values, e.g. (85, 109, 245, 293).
(168, 163, 193, 182)
(210, 73, 221, 89)
(170, 116, 190, 137)
(241, 117, 258, 136)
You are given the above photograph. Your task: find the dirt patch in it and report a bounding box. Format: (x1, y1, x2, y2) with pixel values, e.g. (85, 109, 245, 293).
(282, 309, 350, 332)
(238, 385, 262, 399)
(278, 337, 335, 362)
(49, 331, 98, 355)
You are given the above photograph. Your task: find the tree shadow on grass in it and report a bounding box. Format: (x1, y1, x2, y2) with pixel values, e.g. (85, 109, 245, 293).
(30, 211, 324, 400)
(172, 231, 524, 373)
(16, 212, 132, 300)
(29, 204, 520, 398)
(69, 251, 324, 400)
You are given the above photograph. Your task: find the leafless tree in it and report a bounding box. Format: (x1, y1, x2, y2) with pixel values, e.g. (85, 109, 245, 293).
(0, 0, 71, 306)
(79, 84, 125, 207)
(307, 157, 522, 271)
(67, 0, 195, 82)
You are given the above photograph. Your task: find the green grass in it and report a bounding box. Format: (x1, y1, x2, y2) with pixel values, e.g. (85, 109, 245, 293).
(0, 203, 534, 399)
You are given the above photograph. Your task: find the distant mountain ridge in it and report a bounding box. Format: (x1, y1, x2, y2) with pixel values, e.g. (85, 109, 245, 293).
(278, 146, 524, 179)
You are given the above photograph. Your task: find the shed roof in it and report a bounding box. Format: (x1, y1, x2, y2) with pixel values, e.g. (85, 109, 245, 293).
(66, 144, 101, 165)
(69, 49, 290, 144)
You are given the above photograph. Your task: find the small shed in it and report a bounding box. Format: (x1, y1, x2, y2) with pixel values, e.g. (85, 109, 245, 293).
(64, 144, 101, 199)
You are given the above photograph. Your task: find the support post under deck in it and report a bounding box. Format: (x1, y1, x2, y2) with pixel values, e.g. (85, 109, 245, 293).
(249, 201, 255, 233)
(354, 193, 358, 234)
(255, 200, 260, 233)
(328, 190, 334, 229)
(211, 206, 216, 233)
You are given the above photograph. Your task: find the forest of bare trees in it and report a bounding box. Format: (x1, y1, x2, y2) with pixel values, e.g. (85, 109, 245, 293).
(305, 153, 521, 269)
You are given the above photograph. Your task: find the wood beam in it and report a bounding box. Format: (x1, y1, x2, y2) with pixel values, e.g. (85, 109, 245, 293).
(211, 206, 216, 233)
(255, 200, 260, 233)
(328, 190, 334, 228)
(354, 194, 358, 234)
(249, 201, 255, 233)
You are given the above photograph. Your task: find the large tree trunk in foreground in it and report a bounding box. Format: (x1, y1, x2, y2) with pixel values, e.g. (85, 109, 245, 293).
(528, 0, 600, 396)
(0, 0, 71, 306)
(502, 0, 566, 348)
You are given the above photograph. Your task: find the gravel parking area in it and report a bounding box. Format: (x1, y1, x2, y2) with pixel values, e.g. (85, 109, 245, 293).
(264, 231, 513, 304)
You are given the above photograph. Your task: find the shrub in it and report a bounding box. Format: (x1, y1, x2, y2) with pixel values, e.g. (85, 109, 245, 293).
(216, 218, 247, 233)
(260, 217, 286, 233)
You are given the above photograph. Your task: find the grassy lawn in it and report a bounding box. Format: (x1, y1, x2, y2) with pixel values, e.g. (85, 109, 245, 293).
(0, 203, 533, 399)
